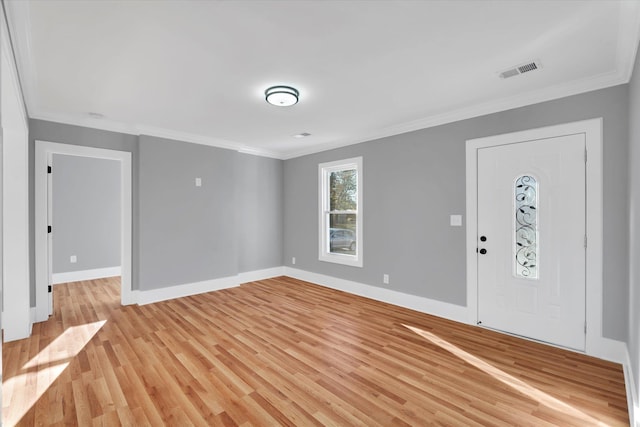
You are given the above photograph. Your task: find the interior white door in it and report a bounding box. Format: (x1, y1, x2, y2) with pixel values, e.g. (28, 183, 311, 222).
(477, 133, 586, 351)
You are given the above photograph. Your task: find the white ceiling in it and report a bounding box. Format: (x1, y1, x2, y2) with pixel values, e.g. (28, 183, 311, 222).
(6, 0, 640, 159)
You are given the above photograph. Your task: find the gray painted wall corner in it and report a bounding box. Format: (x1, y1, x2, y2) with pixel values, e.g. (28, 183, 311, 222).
(29, 119, 139, 302)
(627, 42, 640, 407)
(52, 154, 121, 273)
(283, 84, 630, 342)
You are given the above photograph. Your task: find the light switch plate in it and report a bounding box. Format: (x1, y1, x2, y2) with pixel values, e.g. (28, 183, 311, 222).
(450, 215, 462, 226)
(195, 177, 202, 187)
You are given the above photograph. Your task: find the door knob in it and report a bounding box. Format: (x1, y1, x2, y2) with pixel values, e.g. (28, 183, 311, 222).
(479, 248, 487, 254)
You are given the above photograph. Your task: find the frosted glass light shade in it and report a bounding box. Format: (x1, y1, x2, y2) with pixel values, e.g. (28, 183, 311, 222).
(265, 86, 299, 106)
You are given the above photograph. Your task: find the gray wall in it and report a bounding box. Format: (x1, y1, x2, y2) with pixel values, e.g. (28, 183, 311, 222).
(138, 136, 239, 290)
(29, 119, 139, 303)
(137, 139, 284, 290)
(283, 84, 629, 341)
(29, 122, 285, 299)
(52, 154, 121, 274)
(236, 153, 283, 273)
(628, 45, 640, 403)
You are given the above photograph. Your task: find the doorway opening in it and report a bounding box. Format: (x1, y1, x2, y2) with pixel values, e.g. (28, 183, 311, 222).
(35, 141, 133, 322)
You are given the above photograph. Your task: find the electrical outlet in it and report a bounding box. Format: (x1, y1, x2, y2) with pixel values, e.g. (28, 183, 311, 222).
(292, 257, 296, 265)
(70, 255, 77, 263)
(383, 274, 389, 284)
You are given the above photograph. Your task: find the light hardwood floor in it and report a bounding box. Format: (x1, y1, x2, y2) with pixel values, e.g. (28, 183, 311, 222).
(3, 276, 629, 426)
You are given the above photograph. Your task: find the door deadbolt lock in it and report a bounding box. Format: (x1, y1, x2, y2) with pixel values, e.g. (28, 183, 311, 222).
(479, 248, 487, 254)
(480, 236, 487, 242)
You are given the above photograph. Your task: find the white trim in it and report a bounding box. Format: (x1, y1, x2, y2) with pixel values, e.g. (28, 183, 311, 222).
(623, 346, 640, 427)
(52, 266, 122, 284)
(283, 267, 468, 323)
(28, 111, 283, 159)
(3, 0, 34, 118)
(138, 267, 284, 305)
(35, 141, 134, 320)
(318, 157, 363, 268)
(138, 276, 239, 306)
(2, 2, 31, 341)
(281, 70, 627, 160)
(26, 64, 630, 163)
(238, 266, 285, 283)
(5, 1, 640, 162)
(617, 0, 640, 83)
(466, 118, 607, 356)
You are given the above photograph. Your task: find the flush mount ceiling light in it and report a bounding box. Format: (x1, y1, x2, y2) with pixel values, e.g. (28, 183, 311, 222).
(265, 85, 299, 107)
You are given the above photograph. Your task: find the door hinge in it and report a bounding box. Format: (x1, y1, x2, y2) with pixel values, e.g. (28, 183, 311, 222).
(48, 285, 52, 293)
(584, 235, 587, 248)
(47, 165, 52, 174)
(584, 322, 587, 333)
(48, 225, 52, 233)
(584, 149, 587, 163)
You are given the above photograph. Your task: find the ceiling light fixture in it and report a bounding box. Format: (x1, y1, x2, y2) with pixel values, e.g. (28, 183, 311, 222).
(265, 85, 299, 107)
(293, 132, 311, 138)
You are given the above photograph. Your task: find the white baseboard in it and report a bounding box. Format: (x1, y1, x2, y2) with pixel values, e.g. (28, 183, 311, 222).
(283, 267, 638, 423)
(239, 266, 285, 283)
(588, 335, 629, 364)
(137, 267, 285, 306)
(52, 266, 121, 284)
(283, 267, 469, 323)
(623, 346, 639, 427)
(1, 309, 32, 342)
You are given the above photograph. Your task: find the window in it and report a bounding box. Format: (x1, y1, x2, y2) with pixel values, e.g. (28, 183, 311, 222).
(319, 157, 363, 267)
(514, 175, 538, 279)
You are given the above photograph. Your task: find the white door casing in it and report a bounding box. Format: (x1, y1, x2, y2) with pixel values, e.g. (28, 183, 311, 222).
(466, 118, 622, 361)
(476, 134, 586, 350)
(46, 151, 53, 314)
(35, 141, 134, 323)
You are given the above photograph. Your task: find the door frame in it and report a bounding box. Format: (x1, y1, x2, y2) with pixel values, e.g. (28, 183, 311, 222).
(34, 140, 134, 322)
(466, 118, 605, 356)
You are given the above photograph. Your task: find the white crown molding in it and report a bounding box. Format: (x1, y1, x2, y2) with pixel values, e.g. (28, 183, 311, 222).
(617, 0, 640, 82)
(31, 111, 139, 135)
(8, 1, 640, 161)
(1, 2, 28, 127)
(282, 68, 628, 160)
(3, 0, 33, 119)
(30, 110, 285, 159)
(30, 63, 628, 162)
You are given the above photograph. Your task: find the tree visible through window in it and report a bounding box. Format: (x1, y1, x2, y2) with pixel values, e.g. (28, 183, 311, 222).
(319, 157, 362, 267)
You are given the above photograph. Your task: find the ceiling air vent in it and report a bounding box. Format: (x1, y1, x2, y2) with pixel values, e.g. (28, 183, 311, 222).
(499, 60, 542, 79)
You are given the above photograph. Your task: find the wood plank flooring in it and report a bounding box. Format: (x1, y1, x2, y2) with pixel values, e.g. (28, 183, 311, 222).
(3, 276, 629, 426)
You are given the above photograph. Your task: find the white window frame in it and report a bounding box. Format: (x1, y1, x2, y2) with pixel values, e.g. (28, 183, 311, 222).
(318, 157, 363, 267)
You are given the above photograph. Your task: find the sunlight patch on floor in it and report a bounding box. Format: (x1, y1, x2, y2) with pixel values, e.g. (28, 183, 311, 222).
(403, 324, 609, 426)
(3, 320, 106, 426)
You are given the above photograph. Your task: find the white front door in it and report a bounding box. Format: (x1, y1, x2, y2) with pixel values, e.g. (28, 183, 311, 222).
(477, 133, 586, 351)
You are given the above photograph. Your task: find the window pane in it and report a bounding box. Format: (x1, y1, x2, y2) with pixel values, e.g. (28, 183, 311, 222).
(329, 213, 357, 255)
(330, 169, 357, 211)
(515, 175, 538, 279)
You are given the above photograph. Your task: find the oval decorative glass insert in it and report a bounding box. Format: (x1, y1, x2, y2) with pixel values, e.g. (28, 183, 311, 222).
(515, 175, 538, 279)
